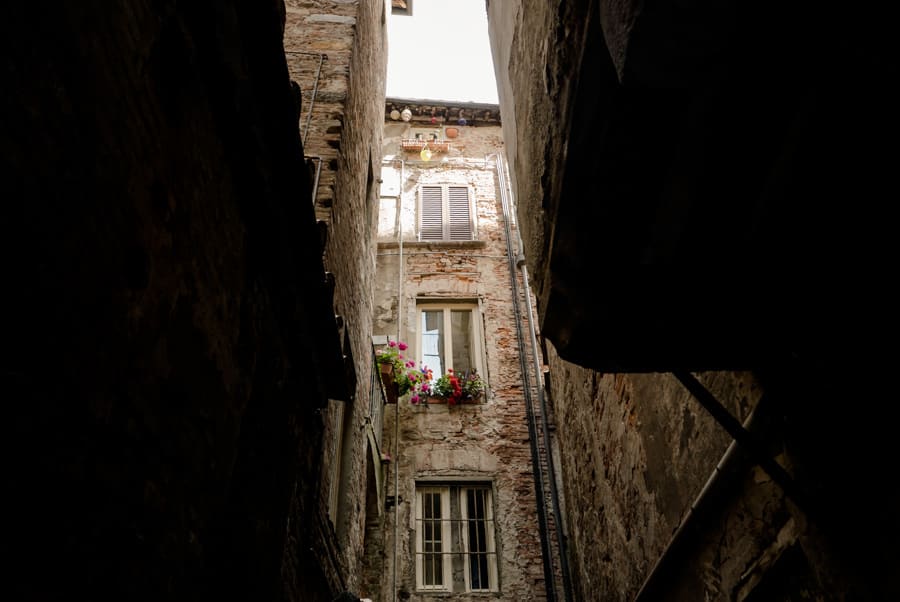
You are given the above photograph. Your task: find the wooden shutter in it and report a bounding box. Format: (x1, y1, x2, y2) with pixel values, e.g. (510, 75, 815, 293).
(420, 185, 443, 241)
(448, 186, 472, 240)
(419, 185, 474, 241)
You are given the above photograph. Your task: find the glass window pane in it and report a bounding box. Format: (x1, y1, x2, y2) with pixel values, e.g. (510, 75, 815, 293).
(450, 310, 472, 374)
(466, 489, 490, 590)
(421, 490, 444, 587)
(422, 310, 444, 378)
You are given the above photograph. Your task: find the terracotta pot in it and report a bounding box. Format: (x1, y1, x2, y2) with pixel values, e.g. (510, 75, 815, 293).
(444, 126, 459, 139)
(379, 363, 399, 404)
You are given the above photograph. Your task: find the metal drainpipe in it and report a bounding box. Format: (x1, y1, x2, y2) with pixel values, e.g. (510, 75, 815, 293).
(517, 257, 574, 602)
(381, 157, 405, 602)
(307, 156, 323, 207)
(283, 51, 327, 145)
(496, 152, 573, 600)
(489, 152, 559, 601)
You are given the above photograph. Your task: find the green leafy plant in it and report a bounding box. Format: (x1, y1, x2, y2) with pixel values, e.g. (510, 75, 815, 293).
(377, 342, 485, 405)
(375, 340, 414, 396)
(376, 341, 440, 403)
(428, 368, 484, 405)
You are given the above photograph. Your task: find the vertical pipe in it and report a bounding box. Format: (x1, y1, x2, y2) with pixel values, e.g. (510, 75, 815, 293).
(498, 151, 572, 599)
(489, 153, 557, 601)
(307, 156, 323, 207)
(283, 51, 327, 146)
(304, 53, 325, 145)
(518, 256, 573, 601)
(392, 158, 405, 602)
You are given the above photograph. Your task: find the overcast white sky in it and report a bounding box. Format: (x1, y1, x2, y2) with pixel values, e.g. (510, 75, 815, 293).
(386, 0, 499, 104)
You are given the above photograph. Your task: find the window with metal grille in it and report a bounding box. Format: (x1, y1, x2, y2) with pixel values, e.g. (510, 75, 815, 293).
(418, 185, 475, 242)
(415, 484, 498, 592)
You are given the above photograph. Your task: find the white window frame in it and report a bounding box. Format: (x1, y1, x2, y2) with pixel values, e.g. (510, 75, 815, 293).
(415, 486, 453, 591)
(417, 184, 476, 242)
(416, 299, 486, 389)
(415, 484, 498, 593)
(460, 487, 498, 591)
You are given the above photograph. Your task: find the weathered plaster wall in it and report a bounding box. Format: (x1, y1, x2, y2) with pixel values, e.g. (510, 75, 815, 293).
(375, 121, 550, 600)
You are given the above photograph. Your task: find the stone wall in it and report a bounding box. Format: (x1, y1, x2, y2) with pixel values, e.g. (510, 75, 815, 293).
(485, 1, 900, 599)
(5, 1, 347, 600)
(485, 0, 589, 302)
(373, 116, 552, 600)
(544, 344, 768, 599)
(283, 0, 388, 598)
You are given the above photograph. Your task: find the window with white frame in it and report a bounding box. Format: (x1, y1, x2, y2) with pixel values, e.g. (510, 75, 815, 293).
(418, 184, 475, 242)
(417, 300, 484, 387)
(415, 484, 498, 592)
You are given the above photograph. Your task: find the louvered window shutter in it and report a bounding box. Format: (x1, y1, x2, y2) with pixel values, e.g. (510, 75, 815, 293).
(419, 185, 474, 241)
(420, 185, 444, 241)
(448, 186, 472, 240)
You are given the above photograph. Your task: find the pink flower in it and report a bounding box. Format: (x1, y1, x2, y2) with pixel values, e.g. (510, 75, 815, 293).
(388, 341, 397, 348)
(398, 342, 408, 350)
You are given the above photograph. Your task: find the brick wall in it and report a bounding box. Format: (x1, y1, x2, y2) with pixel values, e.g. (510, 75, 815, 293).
(374, 117, 551, 600)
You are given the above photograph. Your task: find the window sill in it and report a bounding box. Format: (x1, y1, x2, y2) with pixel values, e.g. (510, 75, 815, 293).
(418, 394, 483, 405)
(378, 240, 486, 250)
(414, 589, 499, 596)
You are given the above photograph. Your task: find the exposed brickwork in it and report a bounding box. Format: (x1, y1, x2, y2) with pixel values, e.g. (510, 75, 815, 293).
(373, 115, 552, 600)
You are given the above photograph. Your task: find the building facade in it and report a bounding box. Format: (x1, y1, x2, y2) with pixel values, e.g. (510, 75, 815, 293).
(283, 1, 389, 598)
(486, 1, 898, 600)
(8, 1, 388, 600)
(369, 100, 565, 601)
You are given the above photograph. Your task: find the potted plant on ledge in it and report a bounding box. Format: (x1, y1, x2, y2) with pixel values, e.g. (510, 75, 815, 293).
(375, 340, 414, 404)
(418, 368, 485, 405)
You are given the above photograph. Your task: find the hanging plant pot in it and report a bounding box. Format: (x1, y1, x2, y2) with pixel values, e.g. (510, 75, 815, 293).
(379, 363, 399, 404)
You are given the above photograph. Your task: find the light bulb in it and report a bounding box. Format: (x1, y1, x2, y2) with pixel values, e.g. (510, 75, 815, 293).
(390, 109, 400, 120)
(420, 148, 432, 161)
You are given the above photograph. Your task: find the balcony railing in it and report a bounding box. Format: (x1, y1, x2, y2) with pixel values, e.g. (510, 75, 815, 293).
(400, 138, 452, 153)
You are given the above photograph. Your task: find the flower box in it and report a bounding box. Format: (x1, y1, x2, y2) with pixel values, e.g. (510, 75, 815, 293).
(425, 393, 483, 405)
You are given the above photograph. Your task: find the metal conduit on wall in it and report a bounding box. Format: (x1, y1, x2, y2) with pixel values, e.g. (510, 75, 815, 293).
(284, 50, 327, 145)
(378, 157, 405, 602)
(490, 152, 571, 601)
